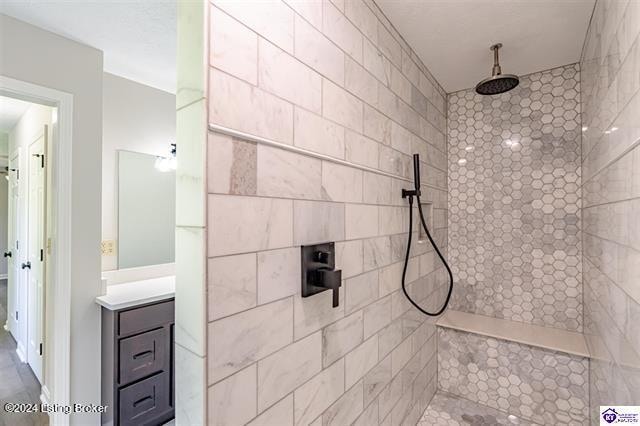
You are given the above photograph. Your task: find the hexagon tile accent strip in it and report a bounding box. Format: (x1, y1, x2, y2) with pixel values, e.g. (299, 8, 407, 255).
(438, 328, 589, 425)
(419, 392, 535, 426)
(447, 63, 582, 332)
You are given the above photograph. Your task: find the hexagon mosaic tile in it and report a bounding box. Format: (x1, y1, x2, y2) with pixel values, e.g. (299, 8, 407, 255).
(419, 392, 535, 426)
(438, 328, 589, 425)
(447, 64, 582, 331)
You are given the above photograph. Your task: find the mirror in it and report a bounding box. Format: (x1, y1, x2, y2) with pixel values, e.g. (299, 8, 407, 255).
(118, 150, 175, 269)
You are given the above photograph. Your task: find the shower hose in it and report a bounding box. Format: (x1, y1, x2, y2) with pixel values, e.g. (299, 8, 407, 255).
(401, 194, 454, 316)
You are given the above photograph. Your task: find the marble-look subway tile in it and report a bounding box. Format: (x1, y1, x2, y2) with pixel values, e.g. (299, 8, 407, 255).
(345, 130, 380, 169)
(210, 69, 294, 144)
(175, 344, 205, 425)
(322, 310, 364, 366)
(257, 247, 300, 305)
(294, 15, 345, 84)
(257, 332, 322, 411)
(284, 0, 322, 29)
(294, 358, 345, 425)
(177, 99, 206, 227)
(210, 5, 258, 85)
(208, 195, 293, 256)
(363, 172, 392, 205)
(363, 105, 391, 145)
(345, 56, 378, 106)
(345, 270, 379, 314)
(258, 38, 322, 113)
(209, 297, 294, 382)
(213, 0, 294, 53)
(294, 286, 345, 340)
(322, 1, 363, 62)
(336, 239, 364, 279)
(364, 355, 392, 406)
(293, 200, 345, 245)
(209, 364, 257, 426)
(294, 107, 345, 159)
(363, 236, 391, 271)
(208, 253, 257, 321)
(321, 380, 364, 426)
(364, 295, 392, 338)
(257, 145, 322, 199)
(247, 394, 294, 426)
(344, 0, 377, 43)
(321, 161, 363, 203)
(363, 37, 391, 86)
(345, 335, 379, 388)
(345, 204, 379, 239)
(323, 79, 364, 133)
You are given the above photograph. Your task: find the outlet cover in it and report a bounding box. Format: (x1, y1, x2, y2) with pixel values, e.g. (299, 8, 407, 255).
(101, 240, 116, 256)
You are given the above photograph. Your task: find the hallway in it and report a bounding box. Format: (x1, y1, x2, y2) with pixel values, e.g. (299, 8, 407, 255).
(0, 279, 48, 426)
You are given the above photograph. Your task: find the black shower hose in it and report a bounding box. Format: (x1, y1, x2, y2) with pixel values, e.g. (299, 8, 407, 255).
(401, 194, 454, 316)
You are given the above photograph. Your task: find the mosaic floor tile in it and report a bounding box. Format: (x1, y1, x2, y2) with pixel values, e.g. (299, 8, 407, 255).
(419, 392, 537, 425)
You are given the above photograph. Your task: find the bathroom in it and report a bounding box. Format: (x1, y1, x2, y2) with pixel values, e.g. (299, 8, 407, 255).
(0, 0, 639, 425)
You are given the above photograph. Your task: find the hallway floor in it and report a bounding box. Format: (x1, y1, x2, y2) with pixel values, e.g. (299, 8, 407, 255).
(0, 279, 48, 426)
(419, 392, 536, 426)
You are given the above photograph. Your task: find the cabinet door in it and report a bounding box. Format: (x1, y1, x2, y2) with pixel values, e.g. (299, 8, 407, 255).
(119, 372, 170, 426)
(119, 328, 168, 385)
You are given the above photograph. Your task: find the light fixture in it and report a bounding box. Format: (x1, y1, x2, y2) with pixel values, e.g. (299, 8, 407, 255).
(155, 143, 177, 172)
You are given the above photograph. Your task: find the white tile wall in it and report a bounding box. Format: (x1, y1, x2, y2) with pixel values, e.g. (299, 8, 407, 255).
(581, 0, 640, 419)
(206, 0, 448, 424)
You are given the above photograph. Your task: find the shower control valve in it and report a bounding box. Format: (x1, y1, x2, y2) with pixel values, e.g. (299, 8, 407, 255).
(301, 242, 342, 308)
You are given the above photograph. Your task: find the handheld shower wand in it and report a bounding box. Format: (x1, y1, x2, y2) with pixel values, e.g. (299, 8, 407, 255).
(401, 154, 453, 316)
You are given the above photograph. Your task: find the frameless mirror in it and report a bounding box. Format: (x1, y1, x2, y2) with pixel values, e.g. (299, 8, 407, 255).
(118, 150, 175, 269)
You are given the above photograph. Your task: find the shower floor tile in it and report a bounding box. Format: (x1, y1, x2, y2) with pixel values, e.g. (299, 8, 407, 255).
(419, 392, 538, 426)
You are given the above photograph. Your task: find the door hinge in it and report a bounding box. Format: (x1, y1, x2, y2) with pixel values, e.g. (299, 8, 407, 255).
(33, 154, 44, 168)
(15, 311, 18, 321)
(40, 249, 44, 262)
(16, 169, 19, 180)
(39, 343, 43, 356)
(15, 240, 19, 250)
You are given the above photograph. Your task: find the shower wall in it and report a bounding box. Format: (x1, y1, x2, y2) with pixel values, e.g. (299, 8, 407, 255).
(447, 64, 583, 332)
(205, 1, 448, 424)
(580, 0, 640, 415)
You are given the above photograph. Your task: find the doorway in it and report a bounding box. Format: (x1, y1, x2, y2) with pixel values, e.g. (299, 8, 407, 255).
(0, 95, 52, 418)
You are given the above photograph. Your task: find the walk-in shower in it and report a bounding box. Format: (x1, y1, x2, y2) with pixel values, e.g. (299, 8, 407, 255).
(401, 154, 453, 316)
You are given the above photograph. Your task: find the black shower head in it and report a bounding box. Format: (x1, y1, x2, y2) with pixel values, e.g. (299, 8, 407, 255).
(475, 43, 519, 95)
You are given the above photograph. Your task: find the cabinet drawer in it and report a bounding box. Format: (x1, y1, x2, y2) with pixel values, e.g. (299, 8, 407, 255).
(119, 372, 170, 426)
(118, 300, 174, 337)
(119, 328, 168, 385)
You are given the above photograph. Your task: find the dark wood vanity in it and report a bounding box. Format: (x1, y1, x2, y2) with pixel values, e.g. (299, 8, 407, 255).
(100, 298, 175, 425)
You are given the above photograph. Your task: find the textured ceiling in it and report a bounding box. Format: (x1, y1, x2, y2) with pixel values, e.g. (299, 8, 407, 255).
(0, 0, 176, 93)
(376, 0, 596, 93)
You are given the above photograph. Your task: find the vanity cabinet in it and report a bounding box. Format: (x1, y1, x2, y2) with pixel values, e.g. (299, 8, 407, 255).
(101, 299, 175, 426)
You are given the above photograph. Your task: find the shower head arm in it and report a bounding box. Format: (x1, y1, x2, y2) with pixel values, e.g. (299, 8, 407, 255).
(491, 43, 503, 76)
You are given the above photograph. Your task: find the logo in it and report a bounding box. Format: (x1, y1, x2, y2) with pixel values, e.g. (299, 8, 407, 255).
(603, 408, 618, 423)
(600, 407, 640, 425)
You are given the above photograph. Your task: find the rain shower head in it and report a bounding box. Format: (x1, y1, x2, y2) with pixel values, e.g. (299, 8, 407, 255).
(475, 43, 519, 95)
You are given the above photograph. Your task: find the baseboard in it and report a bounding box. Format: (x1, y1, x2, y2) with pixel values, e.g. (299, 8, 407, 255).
(40, 385, 50, 405)
(16, 344, 26, 363)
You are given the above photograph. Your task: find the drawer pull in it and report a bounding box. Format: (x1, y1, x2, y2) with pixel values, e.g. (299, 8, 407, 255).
(133, 350, 153, 360)
(133, 395, 153, 408)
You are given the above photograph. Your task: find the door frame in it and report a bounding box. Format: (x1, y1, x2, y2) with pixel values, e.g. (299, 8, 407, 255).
(0, 75, 72, 423)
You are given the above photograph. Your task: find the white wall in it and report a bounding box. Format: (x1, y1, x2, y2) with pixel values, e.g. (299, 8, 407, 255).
(0, 131, 7, 278)
(101, 73, 176, 271)
(0, 14, 103, 425)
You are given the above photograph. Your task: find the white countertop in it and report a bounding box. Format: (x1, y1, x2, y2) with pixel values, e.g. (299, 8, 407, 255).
(95, 275, 175, 311)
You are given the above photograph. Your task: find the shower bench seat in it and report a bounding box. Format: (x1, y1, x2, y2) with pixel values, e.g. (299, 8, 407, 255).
(436, 309, 589, 357)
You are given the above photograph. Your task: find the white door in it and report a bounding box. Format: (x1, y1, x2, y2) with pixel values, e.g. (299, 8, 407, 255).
(7, 150, 21, 340)
(26, 129, 46, 383)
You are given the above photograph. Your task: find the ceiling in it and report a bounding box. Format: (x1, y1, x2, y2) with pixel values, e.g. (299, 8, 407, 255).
(376, 0, 596, 93)
(0, 96, 32, 133)
(0, 0, 176, 93)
